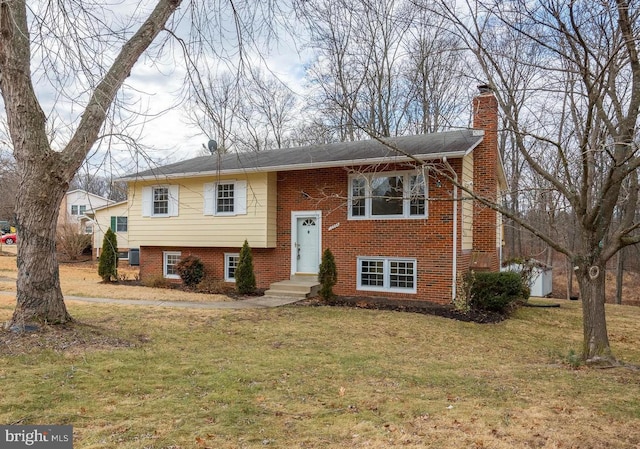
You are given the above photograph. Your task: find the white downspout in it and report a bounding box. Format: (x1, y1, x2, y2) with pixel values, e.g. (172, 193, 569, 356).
(442, 157, 458, 302)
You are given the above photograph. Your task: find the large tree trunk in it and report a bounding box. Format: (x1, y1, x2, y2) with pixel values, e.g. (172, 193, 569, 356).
(576, 264, 614, 364)
(11, 155, 71, 326)
(0, 0, 182, 328)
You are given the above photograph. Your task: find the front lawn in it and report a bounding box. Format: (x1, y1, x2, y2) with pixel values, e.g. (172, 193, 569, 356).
(1, 295, 639, 448)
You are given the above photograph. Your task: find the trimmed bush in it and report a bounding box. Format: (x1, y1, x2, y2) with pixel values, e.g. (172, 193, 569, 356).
(469, 271, 524, 313)
(98, 228, 118, 282)
(235, 239, 256, 295)
(175, 255, 205, 288)
(318, 248, 337, 301)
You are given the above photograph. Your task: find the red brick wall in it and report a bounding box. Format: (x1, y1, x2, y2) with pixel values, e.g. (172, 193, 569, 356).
(471, 90, 500, 272)
(138, 92, 501, 303)
(139, 164, 462, 303)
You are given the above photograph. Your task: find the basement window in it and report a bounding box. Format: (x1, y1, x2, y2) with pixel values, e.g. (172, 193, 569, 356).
(357, 257, 417, 294)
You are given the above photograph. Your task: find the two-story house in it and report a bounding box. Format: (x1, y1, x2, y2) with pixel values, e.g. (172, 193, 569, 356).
(120, 87, 506, 304)
(58, 190, 115, 234)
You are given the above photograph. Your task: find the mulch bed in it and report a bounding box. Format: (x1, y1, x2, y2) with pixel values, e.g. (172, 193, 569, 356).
(297, 296, 507, 324)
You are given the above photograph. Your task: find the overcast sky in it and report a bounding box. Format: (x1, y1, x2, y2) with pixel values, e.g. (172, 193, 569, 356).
(0, 1, 312, 179)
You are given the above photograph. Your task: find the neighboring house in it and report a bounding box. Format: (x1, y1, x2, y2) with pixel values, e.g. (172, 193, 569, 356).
(58, 190, 115, 234)
(120, 88, 506, 304)
(89, 201, 132, 264)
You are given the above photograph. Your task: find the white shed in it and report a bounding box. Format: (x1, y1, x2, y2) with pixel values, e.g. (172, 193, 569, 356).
(501, 260, 553, 297)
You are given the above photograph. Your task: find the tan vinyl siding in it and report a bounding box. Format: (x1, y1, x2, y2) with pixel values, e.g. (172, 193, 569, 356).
(128, 172, 276, 248)
(93, 202, 130, 252)
(461, 153, 474, 250)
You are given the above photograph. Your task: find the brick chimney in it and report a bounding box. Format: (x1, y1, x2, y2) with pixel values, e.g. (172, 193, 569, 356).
(470, 84, 501, 271)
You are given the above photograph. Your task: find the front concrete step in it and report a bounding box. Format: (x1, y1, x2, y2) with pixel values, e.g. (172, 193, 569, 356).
(264, 274, 320, 299)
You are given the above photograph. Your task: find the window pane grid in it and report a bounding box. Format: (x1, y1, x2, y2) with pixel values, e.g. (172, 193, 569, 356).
(165, 253, 180, 277)
(349, 172, 427, 219)
(409, 175, 426, 216)
(358, 258, 416, 292)
(116, 217, 128, 232)
(360, 260, 384, 287)
(351, 178, 366, 217)
(390, 261, 415, 289)
(154, 187, 169, 215)
(226, 255, 239, 281)
(217, 183, 235, 213)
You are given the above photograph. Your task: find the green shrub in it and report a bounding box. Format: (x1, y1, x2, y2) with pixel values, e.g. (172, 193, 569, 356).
(175, 255, 205, 288)
(469, 271, 524, 313)
(98, 228, 118, 282)
(235, 239, 256, 295)
(318, 248, 337, 301)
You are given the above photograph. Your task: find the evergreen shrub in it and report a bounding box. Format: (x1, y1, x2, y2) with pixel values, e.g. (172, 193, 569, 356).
(235, 239, 256, 295)
(98, 228, 118, 282)
(469, 271, 524, 313)
(318, 248, 337, 301)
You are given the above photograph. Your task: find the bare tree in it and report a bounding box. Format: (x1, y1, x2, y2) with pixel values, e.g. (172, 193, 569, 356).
(296, 0, 467, 140)
(188, 71, 241, 154)
(401, 12, 468, 134)
(0, 0, 286, 328)
(433, 0, 640, 364)
(244, 68, 299, 150)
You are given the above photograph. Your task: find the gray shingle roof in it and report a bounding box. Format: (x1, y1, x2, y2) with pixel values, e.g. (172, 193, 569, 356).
(121, 129, 483, 181)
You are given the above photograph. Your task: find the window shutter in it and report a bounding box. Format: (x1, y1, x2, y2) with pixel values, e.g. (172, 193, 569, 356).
(169, 185, 179, 217)
(142, 187, 152, 217)
(235, 180, 247, 215)
(110, 216, 116, 230)
(203, 183, 215, 215)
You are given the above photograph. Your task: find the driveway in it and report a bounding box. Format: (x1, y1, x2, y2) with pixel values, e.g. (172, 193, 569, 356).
(0, 291, 301, 310)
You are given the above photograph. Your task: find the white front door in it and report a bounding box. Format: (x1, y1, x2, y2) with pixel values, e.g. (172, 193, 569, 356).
(293, 213, 321, 274)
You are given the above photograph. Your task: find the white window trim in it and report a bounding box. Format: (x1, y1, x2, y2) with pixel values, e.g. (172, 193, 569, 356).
(348, 170, 428, 220)
(224, 253, 240, 282)
(163, 251, 182, 279)
(142, 185, 179, 218)
(115, 216, 128, 233)
(203, 180, 247, 216)
(356, 256, 417, 294)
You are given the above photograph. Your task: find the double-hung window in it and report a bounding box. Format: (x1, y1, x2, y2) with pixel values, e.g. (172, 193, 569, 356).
(224, 253, 240, 282)
(142, 185, 179, 217)
(164, 251, 181, 279)
(153, 187, 169, 215)
(203, 180, 247, 216)
(357, 257, 417, 293)
(349, 170, 427, 219)
(110, 216, 128, 233)
(216, 183, 235, 214)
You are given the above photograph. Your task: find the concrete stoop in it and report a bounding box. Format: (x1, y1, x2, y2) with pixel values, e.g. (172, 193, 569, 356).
(264, 274, 320, 299)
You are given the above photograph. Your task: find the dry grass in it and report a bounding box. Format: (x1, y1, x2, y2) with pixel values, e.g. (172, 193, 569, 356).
(1, 256, 640, 448)
(0, 252, 230, 303)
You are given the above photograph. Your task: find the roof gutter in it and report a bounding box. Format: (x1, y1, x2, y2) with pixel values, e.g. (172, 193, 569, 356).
(118, 151, 469, 182)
